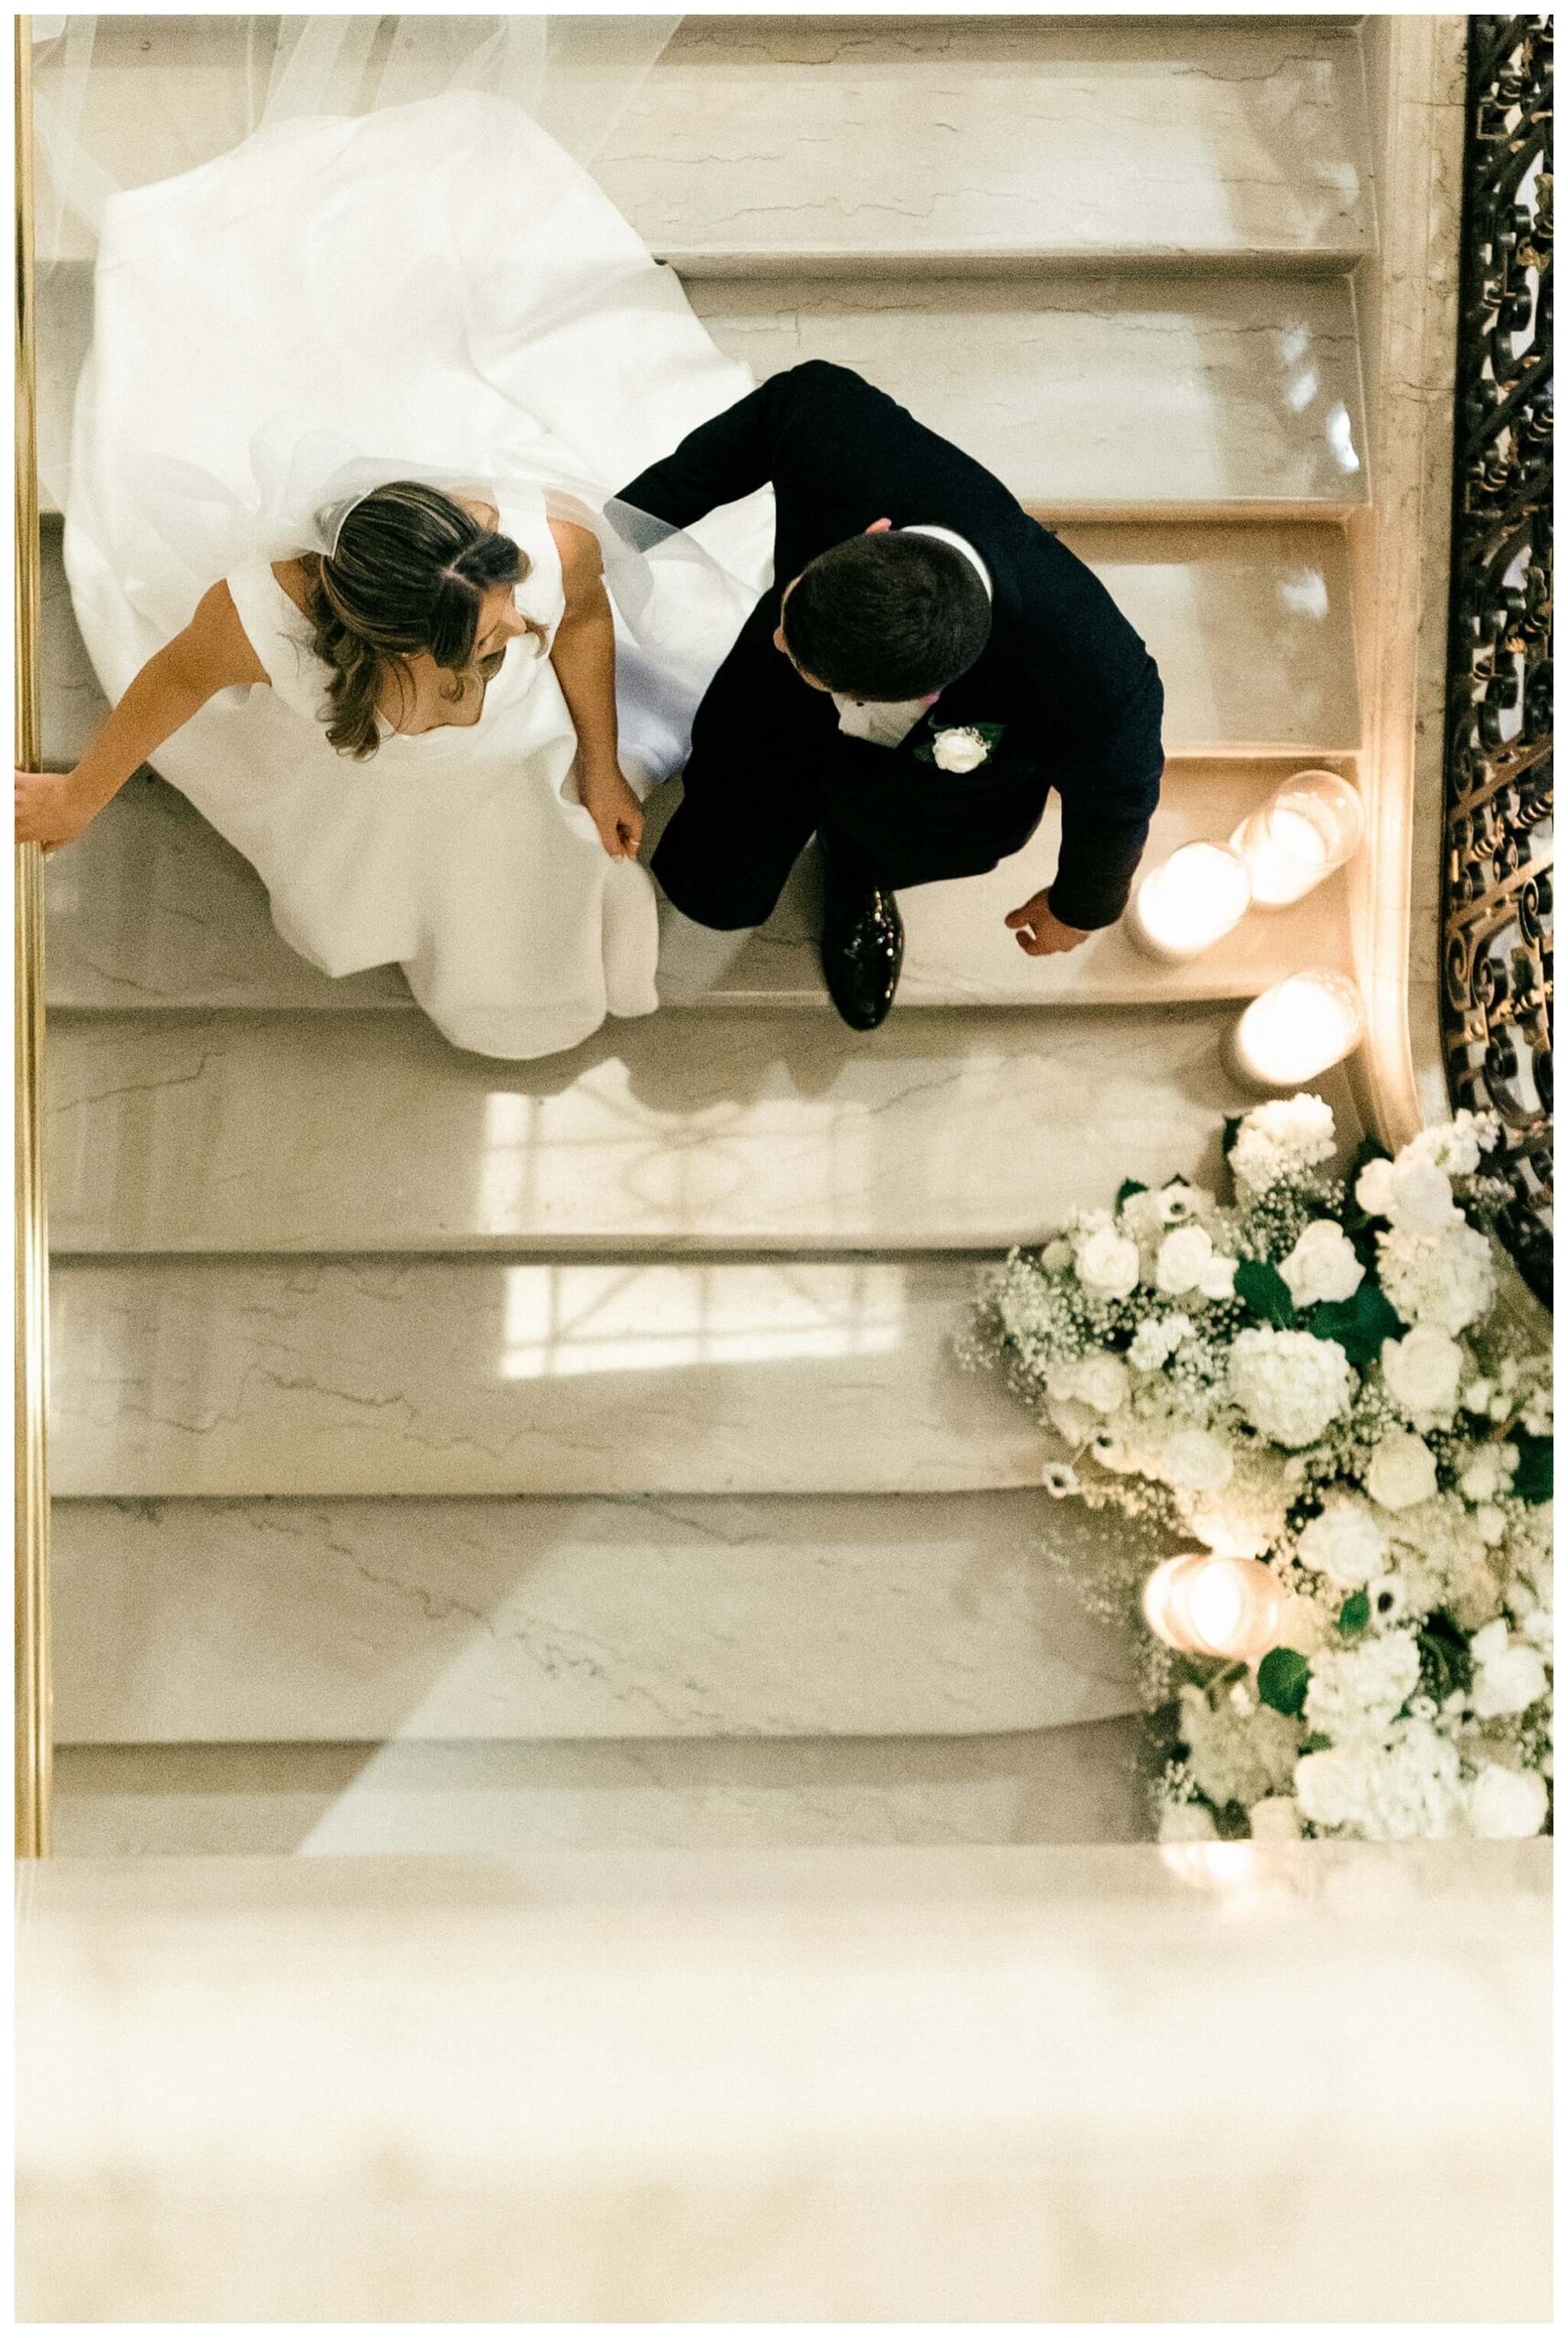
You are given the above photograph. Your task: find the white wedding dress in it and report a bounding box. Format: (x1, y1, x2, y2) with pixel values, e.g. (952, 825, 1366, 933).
(63, 90, 773, 1057)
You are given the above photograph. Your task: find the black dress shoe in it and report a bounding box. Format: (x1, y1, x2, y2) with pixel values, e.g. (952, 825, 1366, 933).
(818, 838, 903, 1031)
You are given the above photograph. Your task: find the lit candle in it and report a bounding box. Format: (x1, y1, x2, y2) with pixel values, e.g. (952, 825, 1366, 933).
(1232, 770, 1365, 908)
(1142, 1553, 1285, 1662)
(1230, 970, 1366, 1087)
(1127, 841, 1253, 962)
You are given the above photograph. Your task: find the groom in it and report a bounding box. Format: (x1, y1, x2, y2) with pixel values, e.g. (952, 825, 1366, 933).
(618, 361, 1165, 1029)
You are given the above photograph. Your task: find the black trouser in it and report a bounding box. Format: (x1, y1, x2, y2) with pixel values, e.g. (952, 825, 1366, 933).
(652, 612, 1047, 930)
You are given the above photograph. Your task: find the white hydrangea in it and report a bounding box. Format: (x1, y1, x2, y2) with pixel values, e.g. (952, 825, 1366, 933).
(1279, 1218, 1364, 1308)
(1129, 1313, 1193, 1371)
(1298, 1498, 1388, 1589)
(1365, 1427, 1439, 1512)
(1405, 1110, 1501, 1178)
(1468, 1619, 1550, 1718)
(1228, 1326, 1353, 1448)
(1303, 1628, 1422, 1745)
(1467, 1763, 1549, 1839)
(1295, 1718, 1466, 1840)
(1178, 1684, 1299, 1811)
(1154, 1225, 1216, 1296)
(1380, 1325, 1465, 1428)
(1377, 1221, 1496, 1334)
(1229, 1093, 1337, 1196)
(1073, 1224, 1141, 1299)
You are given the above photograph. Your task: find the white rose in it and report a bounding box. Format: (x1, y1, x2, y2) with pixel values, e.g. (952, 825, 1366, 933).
(1384, 1154, 1460, 1235)
(1228, 1327, 1353, 1448)
(1298, 1498, 1388, 1589)
(1381, 1325, 1464, 1427)
(1468, 1620, 1550, 1718)
(1248, 1796, 1303, 1840)
(1073, 1227, 1141, 1299)
(1467, 1763, 1549, 1840)
(1196, 1252, 1239, 1301)
(1279, 1218, 1364, 1308)
(931, 726, 989, 774)
(1294, 1746, 1363, 1831)
(1158, 1800, 1219, 1844)
(1154, 1225, 1215, 1295)
(1355, 1156, 1397, 1217)
(1071, 1351, 1131, 1415)
(1459, 1448, 1506, 1502)
(1366, 1427, 1439, 1512)
(1160, 1427, 1235, 1492)
(1230, 1094, 1338, 1195)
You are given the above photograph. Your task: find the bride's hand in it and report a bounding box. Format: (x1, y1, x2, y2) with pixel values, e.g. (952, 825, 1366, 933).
(16, 770, 91, 851)
(581, 764, 645, 860)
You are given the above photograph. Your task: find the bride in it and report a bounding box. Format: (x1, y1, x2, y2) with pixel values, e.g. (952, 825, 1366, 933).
(16, 82, 773, 1058)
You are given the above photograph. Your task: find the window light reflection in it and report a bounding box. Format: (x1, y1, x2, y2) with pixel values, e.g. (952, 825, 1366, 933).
(500, 1262, 908, 1381)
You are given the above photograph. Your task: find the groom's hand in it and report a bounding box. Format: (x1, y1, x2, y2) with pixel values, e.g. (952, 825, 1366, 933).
(1005, 890, 1089, 957)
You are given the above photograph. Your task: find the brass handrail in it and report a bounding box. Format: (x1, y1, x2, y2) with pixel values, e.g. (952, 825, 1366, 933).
(15, 13, 52, 1859)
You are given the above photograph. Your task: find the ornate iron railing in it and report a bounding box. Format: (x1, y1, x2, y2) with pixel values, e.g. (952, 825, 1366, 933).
(1442, 15, 1553, 1306)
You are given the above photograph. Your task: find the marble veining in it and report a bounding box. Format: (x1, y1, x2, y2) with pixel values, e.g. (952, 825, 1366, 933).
(51, 1490, 1142, 1743)
(47, 1000, 1273, 1253)
(52, 1254, 1047, 1498)
(602, 19, 1373, 263)
(692, 273, 1367, 508)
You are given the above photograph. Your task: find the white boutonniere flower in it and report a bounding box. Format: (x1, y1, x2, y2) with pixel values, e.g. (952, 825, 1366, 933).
(915, 721, 1005, 772)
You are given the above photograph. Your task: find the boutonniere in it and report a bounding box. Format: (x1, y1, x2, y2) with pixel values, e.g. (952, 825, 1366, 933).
(914, 721, 1005, 773)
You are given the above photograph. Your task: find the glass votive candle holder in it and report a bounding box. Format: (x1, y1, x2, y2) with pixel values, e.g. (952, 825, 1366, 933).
(1231, 769, 1365, 907)
(1142, 1553, 1285, 1663)
(1229, 970, 1366, 1087)
(1127, 841, 1253, 962)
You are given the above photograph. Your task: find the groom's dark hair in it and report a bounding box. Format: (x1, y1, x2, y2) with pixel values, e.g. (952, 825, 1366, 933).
(783, 532, 992, 700)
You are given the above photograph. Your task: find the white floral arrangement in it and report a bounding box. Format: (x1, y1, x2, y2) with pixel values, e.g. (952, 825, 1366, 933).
(971, 1094, 1552, 1845)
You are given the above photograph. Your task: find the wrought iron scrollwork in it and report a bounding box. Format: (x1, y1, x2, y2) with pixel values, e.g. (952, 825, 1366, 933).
(1443, 15, 1553, 1304)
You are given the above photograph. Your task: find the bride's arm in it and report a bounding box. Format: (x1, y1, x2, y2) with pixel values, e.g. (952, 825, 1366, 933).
(16, 582, 267, 848)
(547, 518, 643, 861)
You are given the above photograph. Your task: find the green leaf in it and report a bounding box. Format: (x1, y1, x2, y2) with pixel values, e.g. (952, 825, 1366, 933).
(1337, 1590, 1371, 1638)
(1221, 1113, 1244, 1160)
(1116, 1179, 1148, 1209)
(1257, 1646, 1310, 1716)
(1511, 1433, 1554, 1505)
(1308, 1279, 1403, 1365)
(1235, 1257, 1297, 1328)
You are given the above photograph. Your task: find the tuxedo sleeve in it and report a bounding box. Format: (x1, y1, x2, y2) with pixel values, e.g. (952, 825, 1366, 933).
(1045, 658, 1165, 932)
(616, 362, 842, 528)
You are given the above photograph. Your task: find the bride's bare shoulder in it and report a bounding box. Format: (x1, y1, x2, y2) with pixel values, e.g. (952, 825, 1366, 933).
(174, 579, 269, 690)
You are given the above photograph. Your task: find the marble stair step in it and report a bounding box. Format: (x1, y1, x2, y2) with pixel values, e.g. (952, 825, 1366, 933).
(53, 1252, 1054, 1500)
(599, 16, 1372, 274)
(37, 511, 1359, 780)
(691, 273, 1367, 513)
(34, 17, 1372, 273)
(49, 1002, 1266, 1254)
(52, 1490, 1142, 1744)
(53, 1721, 1152, 1855)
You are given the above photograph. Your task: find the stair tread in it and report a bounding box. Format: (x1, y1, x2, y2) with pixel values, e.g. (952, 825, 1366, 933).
(35, 17, 1373, 271)
(54, 1252, 1046, 1498)
(52, 1490, 1141, 1744)
(49, 1000, 1272, 1253)
(601, 17, 1373, 269)
(692, 273, 1367, 512)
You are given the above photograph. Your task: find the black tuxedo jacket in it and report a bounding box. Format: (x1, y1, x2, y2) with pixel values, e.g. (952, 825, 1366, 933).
(618, 360, 1164, 928)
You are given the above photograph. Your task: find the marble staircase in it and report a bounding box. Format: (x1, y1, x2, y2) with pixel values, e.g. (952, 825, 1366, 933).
(38, 14, 1376, 1854)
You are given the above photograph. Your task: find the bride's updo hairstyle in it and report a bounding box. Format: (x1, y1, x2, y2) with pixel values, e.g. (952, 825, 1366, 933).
(305, 481, 544, 757)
